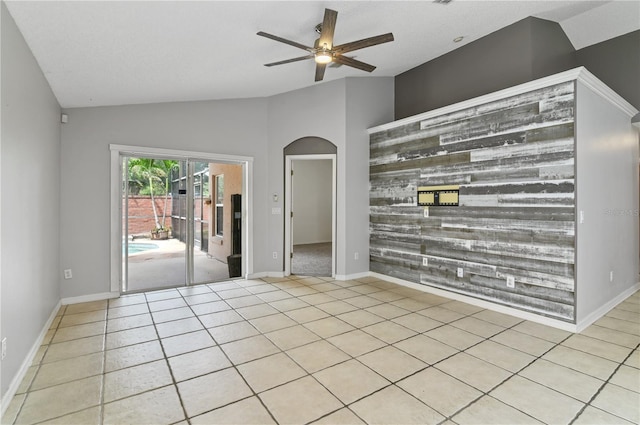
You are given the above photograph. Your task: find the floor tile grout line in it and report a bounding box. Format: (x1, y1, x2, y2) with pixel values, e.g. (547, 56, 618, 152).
(269, 281, 471, 423)
(175, 279, 282, 425)
(197, 277, 422, 424)
(426, 319, 536, 422)
(144, 292, 193, 425)
(558, 333, 638, 364)
(6, 309, 62, 425)
(9, 280, 639, 425)
(98, 304, 109, 425)
(601, 312, 640, 325)
(13, 305, 104, 425)
(567, 340, 640, 425)
(579, 325, 640, 350)
(461, 330, 585, 424)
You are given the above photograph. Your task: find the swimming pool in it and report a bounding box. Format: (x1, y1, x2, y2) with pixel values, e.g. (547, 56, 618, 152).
(126, 242, 159, 254)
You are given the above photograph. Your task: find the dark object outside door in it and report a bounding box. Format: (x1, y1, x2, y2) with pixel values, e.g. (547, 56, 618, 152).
(227, 194, 242, 277)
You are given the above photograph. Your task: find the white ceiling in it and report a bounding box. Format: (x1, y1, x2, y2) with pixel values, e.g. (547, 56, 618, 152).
(5, 0, 639, 108)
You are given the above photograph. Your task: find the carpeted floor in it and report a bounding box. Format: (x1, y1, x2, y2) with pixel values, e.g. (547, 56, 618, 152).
(292, 242, 332, 276)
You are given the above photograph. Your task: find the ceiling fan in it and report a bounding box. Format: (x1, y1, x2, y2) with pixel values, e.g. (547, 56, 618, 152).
(257, 8, 394, 82)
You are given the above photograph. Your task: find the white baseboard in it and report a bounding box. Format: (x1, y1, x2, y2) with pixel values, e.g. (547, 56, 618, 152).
(369, 272, 579, 332)
(1, 300, 62, 418)
(575, 282, 640, 333)
(335, 271, 371, 281)
(61, 291, 119, 305)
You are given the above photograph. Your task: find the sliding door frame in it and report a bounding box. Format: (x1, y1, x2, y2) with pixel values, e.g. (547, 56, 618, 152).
(110, 144, 253, 293)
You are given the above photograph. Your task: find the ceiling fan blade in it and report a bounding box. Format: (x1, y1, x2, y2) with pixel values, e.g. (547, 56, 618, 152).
(315, 63, 327, 82)
(318, 8, 338, 49)
(332, 55, 376, 73)
(333, 33, 394, 54)
(257, 31, 313, 51)
(264, 55, 314, 67)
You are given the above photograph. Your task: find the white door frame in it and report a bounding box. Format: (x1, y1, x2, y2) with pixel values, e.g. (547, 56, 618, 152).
(110, 144, 254, 293)
(284, 154, 336, 277)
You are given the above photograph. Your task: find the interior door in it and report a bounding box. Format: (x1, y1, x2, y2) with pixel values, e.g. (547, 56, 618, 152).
(285, 155, 336, 277)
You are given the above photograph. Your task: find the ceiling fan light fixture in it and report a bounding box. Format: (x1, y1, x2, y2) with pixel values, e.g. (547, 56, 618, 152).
(314, 50, 333, 64)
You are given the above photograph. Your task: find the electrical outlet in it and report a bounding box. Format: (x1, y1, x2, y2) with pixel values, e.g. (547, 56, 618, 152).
(272, 252, 278, 259)
(506, 275, 515, 288)
(354, 252, 359, 260)
(422, 257, 428, 266)
(610, 271, 614, 283)
(63, 269, 73, 279)
(457, 267, 464, 278)
(1, 337, 6, 360)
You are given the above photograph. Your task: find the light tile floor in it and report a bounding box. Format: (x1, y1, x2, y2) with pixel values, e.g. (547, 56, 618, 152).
(2, 276, 639, 425)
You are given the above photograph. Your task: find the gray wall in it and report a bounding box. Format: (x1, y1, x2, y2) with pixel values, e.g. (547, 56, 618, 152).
(60, 99, 270, 298)
(575, 80, 639, 324)
(58, 76, 393, 300)
(268, 80, 347, 273)
(396, 18, 639, 119)
(345, 77, 395, 275)
(395, 17, 575, 119)
(1, 2, 62, 397)
(267, 77, 394, 277)
(575, 30, 640, 110)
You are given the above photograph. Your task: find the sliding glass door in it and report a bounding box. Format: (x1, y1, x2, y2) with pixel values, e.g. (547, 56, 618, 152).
(121, 156, 232, 293)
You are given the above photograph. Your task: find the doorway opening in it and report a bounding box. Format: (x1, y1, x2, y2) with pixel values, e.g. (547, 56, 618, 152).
(111, 145, 252, 294)
(285, 154, 336, 277)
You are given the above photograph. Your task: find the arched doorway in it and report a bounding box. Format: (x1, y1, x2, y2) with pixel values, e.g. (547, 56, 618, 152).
(284, 138, 337, 277)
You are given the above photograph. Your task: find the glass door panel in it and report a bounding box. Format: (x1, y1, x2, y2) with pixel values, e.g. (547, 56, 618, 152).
(123, 156, 186, 292)
(122, 156, 236, 293)
(192, 161, 221, 284)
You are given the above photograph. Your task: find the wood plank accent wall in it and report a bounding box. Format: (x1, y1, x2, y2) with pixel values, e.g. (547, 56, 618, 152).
(370, 82, 576, 321)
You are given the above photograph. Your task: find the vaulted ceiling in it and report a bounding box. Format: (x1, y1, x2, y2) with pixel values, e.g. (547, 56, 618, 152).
(5, 1, 639, 108)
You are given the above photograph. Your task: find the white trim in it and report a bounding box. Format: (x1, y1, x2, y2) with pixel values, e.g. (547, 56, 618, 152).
(110, 144, 254, 293)
(285, 154, 337, 278)
(109, 144, 254, 164)
(369, 272, 579, 332)
(244, 160, 254, 280)
(575, 282, 640, 333)
(578, 70, 638, 118)
(368, 67, 638, 134)
(1, 301, 61, 418)
(248, 271, 286, 279)
(61, 292, 119, 305)
(335, 271, 371, 281)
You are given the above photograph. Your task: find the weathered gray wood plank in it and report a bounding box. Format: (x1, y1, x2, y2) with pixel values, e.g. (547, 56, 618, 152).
(417, 82, 574, 130)
(370, 152, 471, 174)
(370, 82, 576, 321)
